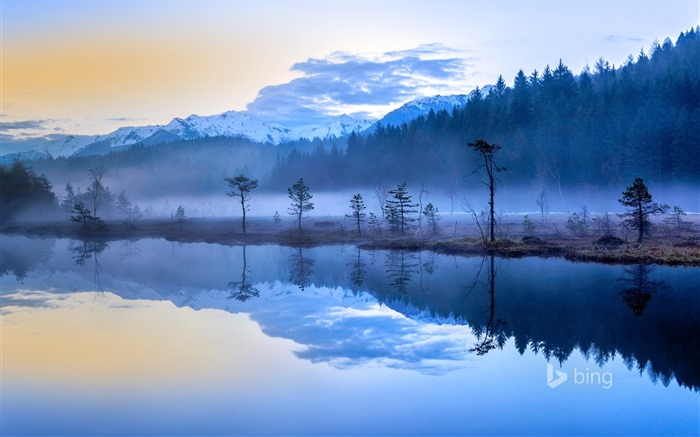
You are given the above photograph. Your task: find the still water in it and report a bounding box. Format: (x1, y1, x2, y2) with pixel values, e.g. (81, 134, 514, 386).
(1, 235, 698, 436)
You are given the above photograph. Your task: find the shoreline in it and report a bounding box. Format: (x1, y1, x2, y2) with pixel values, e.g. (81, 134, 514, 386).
(2, 216, 699, 267)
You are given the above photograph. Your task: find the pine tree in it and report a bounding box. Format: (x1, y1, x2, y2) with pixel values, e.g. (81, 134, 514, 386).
(618, 178, 668, 242)
(368, 212, 382, 233)
(385, 183, 418, 234)
(346, 193, 366, 236)
(287, 178, 314, 231)
(175, 205, 186, 223)
(225, 174, 259, 233)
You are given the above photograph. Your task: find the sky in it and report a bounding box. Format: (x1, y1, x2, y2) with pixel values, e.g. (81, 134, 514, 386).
(1, 0, 698, 153)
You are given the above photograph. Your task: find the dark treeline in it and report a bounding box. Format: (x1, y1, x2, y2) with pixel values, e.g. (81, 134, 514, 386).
(28, 136, 278, 197)
(0, 161, 57, 221)
(268, 28, 700, 191)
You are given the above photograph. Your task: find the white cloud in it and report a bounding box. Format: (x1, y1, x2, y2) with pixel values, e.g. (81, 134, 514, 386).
(246, 44, 475, 128)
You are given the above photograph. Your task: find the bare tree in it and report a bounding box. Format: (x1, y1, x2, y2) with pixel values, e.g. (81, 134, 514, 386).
(417, 183, 429, 229)
(536, 188, 549, 223)
(87, 165, 108, 219)
(373, 182, 389, 218)
(462, 198, 487, 243)
(447, 183, 459, 216)
(116, 191, 141, 228)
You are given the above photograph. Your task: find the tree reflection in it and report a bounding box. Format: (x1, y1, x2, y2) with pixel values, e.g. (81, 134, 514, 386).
(469, 255, 507, 356)
(70, 240, 108, 291)
(228, 245, 259, 302)
(418, 252, 438, 293)
(384, 250, 419, 294)
(349, 247, 366, 291)
(289, 247, 314, 290)
(619, 264, 666, 317)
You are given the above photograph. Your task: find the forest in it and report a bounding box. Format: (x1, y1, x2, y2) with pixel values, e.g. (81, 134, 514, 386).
(2, 27, 698, 222)
(269, 27, 700, 191)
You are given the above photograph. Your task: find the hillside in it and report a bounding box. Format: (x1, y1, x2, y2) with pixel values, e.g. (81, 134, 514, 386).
(269, 28, 700, 191)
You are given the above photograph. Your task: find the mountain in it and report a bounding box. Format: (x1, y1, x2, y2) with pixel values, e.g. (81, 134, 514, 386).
(296, 114, 374, 140)
(1, 111, 375, 162)
(369, 86, 493, 130)
(372, 94, 469, 129)
(1, 88, 492, 163)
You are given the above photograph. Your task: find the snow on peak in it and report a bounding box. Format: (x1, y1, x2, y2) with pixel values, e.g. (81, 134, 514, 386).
(7, 90, 490, 161)
(294, 114, 375, 140)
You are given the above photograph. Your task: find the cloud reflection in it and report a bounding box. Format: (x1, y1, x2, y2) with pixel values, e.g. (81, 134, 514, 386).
(246, 283, 474, 375)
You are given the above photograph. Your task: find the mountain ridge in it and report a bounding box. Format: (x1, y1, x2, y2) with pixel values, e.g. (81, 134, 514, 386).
(2, 90, 486, 162)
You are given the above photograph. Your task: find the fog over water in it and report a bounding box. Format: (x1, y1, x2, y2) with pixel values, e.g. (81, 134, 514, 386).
(126, 184, 700, 220)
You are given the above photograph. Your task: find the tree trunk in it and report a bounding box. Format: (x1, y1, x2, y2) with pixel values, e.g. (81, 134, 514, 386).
(637, 201, 644, 242)
(241, 196, 246, 233)
(489, 176, 495, 242)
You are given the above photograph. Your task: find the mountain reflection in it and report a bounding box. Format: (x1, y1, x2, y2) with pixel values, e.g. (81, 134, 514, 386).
(0, 235, 54, 281)
(1, 236, 698, 390)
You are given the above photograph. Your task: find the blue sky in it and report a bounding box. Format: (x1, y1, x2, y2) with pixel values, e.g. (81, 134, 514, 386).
(1, 0, 698, 152)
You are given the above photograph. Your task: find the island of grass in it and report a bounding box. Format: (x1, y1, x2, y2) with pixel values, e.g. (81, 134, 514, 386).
(3, 213, 699, 267)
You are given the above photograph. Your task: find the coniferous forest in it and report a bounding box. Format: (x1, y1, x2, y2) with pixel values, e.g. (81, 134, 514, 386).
(4, 28, 699, 216)
(268, 28, 700, 191)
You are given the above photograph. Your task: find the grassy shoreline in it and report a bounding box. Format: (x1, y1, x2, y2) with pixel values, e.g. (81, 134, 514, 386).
(2, 216, 699, 267)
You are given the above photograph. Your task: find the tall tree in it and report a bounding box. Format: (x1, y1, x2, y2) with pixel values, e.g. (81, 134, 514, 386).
(225, 174, 259, 233)
(86, 165, 108, 220)
(287, 178, 314, 231)
(467, 140, 505, 242)
(385, 183, 418, 234)
(618, 178, 668, 242)
(346, 193, 366, 236)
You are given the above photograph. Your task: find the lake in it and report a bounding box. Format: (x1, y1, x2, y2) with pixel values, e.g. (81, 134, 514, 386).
(1, 235, 698, 436)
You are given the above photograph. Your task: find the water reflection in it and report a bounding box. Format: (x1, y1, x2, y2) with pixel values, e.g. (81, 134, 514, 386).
(70, 240, 107, 291)
(1, 236, 699, 392)
(0, 235, 54, 281)
(348, 247, 366, 289)
(384, 250, 419, 294)
(289, 247, 314, 290)
(469, 255, 507, 356)
(619, 264, 667, 317)
(228, 245, 259, 302)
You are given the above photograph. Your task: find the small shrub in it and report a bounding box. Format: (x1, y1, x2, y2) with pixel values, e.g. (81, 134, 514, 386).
(522, 215, 536, 234)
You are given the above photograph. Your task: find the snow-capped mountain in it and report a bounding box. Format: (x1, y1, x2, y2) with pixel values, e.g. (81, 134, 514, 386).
(2, 111, 376, 162)
(369, 86, 495, 131)
(296, 114, 374, 140)
(2, 87, 495, 162)
(373, 94, 470, 129)
(164, 111, 296, 144)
